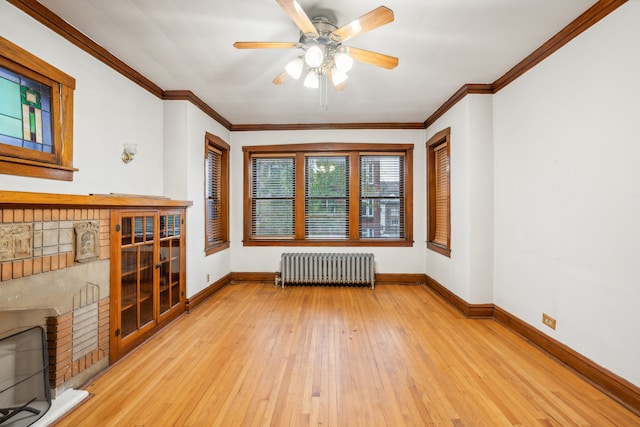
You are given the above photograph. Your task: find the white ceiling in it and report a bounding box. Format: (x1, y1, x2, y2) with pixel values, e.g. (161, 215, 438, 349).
(36, 0, 597, 125)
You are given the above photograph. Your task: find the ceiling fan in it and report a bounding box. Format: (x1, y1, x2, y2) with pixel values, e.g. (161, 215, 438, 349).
(233, 0, 398, 90)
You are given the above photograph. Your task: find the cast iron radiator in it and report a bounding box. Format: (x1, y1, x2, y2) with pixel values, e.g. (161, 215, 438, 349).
(280, 253, 375, 289)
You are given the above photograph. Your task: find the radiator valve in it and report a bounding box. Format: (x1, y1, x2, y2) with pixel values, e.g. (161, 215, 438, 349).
(274, 273, 281, 288)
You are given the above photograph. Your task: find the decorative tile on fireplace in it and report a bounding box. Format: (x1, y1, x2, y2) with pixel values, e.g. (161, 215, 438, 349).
(0, 223, 33, 261)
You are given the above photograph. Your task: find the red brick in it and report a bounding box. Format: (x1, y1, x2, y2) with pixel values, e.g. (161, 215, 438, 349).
(33, 257, 42, 275)
(58, 253, 67, 269)
(22, 258, 33, 277)
(1, 262, 12, 281)
(42, 256, 51, 272)
(2, 209, 13, 223)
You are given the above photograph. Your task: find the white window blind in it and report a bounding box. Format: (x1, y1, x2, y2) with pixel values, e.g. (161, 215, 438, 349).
(359, 155, 405, 239)
(205, 146, 222, 245)
(305, 156, 349, 239)
(433, 142, 449, 246)
(251, 156, 295, 238)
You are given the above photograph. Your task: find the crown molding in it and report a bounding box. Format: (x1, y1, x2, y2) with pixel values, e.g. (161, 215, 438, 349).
(6, 0, 164, 99)
(230, 122, 425, 132)
(8, 0, 626, 133)
(162, 90, 232, 130)
(424, 0, 627, 129)
(424, 84, 493, 128)
(492, 0, 627, 92)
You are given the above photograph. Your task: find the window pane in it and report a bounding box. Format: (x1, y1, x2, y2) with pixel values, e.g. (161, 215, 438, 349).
(206, 148, 222, 244)
(305, 156, 349, 239)
(360, 155, 405, 238)
(434, 143, 449, 246)
(0, 66, 53, 154)
(251, 157, 295, 238)
(253, 199, 294, 236)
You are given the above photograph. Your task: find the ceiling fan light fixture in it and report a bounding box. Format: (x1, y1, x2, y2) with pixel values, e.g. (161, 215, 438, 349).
(304, 44, 325, 68)
(303, 70, 319, 88)
(331, 68, 348, 86)
(285, 57, 304, 79)
(334, 51, 353, 73)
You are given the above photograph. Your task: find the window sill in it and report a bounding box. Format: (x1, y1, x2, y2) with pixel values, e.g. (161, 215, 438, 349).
(0, 156, 78, 181)
(427, 242, 451, 257)
(205, 241, 230, 256)
(244, 239, 414, 247)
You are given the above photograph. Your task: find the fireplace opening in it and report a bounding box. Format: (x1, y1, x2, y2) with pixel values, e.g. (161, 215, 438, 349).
(0, 327, 51, 427)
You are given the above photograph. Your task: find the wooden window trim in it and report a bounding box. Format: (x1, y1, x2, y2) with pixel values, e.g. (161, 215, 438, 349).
(426, 128, 451, 257)
(0, 36, 76, 181)
(243, 142, 413, 247)
(204, 132, 230, 255)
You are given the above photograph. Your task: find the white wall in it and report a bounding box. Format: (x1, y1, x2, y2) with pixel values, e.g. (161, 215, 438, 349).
(493, 1, 640, 386)
(163, 101, 232, 298)
(0, 2, 163, 196)
(425, 95, 494, 304)
(229, 129, 427, 275)
(5, 0, 638, 390)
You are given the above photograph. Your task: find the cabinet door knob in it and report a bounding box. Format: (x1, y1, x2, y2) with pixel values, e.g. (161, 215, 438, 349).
(155, 263, 161, 269)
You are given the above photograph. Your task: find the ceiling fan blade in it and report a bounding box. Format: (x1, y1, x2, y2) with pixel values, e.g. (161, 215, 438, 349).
(346, 47, 398, 70)
(272, 70, 291, 85)
(275, 0, 319, 35)
(333, 6, 394, 42)
(234, 42, 300, 49)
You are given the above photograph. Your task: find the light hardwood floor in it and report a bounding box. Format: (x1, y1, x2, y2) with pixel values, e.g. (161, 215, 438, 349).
(55, 282, 639, 426)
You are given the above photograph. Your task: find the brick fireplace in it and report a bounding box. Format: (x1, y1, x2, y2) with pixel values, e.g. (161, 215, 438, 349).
(0, 206, 110, 397)
(0, 190, 192, 402)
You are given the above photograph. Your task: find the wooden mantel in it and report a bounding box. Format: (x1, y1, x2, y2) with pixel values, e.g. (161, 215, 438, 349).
(0, 190, 193, 208)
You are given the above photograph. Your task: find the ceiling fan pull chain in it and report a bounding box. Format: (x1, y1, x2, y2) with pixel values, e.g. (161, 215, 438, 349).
(319, 73, 328, 112)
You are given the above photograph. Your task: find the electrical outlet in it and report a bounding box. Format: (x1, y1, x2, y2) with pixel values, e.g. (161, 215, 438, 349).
(206, 274, 210, 282)
(542, 313, 556, 330)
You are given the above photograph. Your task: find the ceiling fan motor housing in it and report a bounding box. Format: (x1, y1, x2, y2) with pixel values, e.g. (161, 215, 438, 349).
(299, 16, 343, 70)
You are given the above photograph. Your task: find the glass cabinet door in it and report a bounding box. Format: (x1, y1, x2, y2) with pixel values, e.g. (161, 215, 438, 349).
(111, 207, 186, 363)
(119, 214, 155, 338)
(158, 212, 183, 317)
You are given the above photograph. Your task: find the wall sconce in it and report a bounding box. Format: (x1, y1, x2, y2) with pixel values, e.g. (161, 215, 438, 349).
(121, 143, 138, 164)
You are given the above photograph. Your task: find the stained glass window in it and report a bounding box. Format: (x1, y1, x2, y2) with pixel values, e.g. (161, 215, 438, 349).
(0, 66, 53, 154)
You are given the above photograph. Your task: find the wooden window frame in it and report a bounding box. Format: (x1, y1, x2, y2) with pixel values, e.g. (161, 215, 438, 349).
(0, 36, 76, 181)
(426, 128, 451, 257)
(243, 142, 413, 247)
(204, 132, 230, 255)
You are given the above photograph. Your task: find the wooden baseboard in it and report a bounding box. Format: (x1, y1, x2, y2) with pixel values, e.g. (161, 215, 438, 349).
(231, 272, 276, 283)
(230, 272, 427, 286)
(186, 273, 231, 311)
(493, 306, 640, 416)
(425, 275, 494, 318)
(424, 274, 640, 416)
(375, 273, 428, 285)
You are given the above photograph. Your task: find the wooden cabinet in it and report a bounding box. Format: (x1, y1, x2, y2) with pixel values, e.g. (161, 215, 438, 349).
(110, 209, 186, 362)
